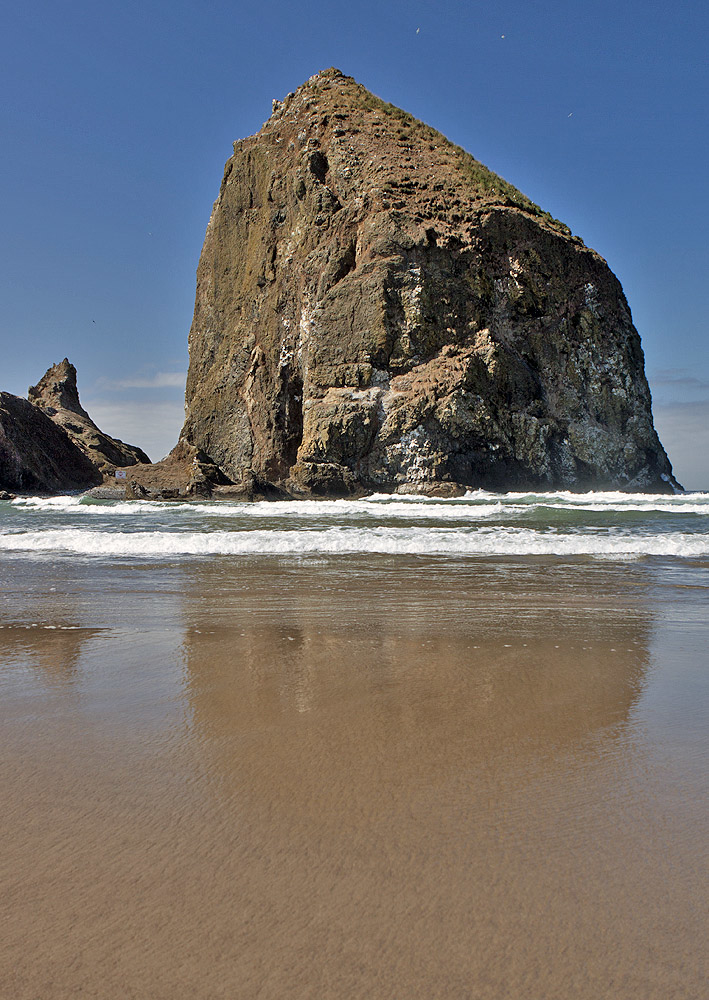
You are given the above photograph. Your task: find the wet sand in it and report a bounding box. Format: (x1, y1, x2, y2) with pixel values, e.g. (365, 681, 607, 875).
(1, 555, 707, 998)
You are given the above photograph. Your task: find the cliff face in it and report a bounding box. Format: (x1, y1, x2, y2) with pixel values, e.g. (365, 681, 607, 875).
(180, 68, 678, 495)
(29, 360, 151, 474)
(0, 392, 101, 492)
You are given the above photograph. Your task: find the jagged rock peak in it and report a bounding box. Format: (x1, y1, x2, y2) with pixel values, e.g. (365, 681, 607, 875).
(28, 360, 151, 475)
(29, 358, 89, 419)
(179, 69, 679, 495)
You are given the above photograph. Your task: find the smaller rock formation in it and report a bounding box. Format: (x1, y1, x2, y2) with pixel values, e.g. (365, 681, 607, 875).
(29, 360, 151, 475)
(0, 392, 101, 492)
(117, 439, 238, 500)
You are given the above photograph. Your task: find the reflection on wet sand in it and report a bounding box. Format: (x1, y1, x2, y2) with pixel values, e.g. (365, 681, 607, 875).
(0, 557, 116, 684)
(0, 623, 100, 682)
(170, 559, 697, 1000)
(1, 557, 706, 999)
(183, 625, 649, 797)
(182, 557, 651, 762)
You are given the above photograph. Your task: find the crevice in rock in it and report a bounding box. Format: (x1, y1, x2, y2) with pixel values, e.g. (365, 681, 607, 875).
(219, 162, 234, 197)
(308, 150, 329, 183)
(330, 240, 357, 286)
(265, 365, 303, 480)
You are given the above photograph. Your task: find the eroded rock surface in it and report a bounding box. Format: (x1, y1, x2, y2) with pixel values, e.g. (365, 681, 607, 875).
(29, 360, 151, 475)
(119, 439, 231, 500)
(0, 392, 101, 492)
(178, 68, 678, 494)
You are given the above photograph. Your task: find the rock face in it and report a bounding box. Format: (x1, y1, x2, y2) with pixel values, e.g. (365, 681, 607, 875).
(29, 359, 151, 474)
(0, 392, 101, 492)
(179, 68, 678, 495)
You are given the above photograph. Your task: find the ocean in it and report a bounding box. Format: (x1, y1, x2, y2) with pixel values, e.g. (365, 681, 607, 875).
(2, 487, 709, 559)
(1, 490, 707, 999)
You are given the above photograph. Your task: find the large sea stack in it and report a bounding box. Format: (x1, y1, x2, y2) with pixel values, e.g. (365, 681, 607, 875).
(177, 68, 678, 496)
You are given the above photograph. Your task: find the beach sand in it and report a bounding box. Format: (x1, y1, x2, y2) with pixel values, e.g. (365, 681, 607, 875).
(1, 555, 707, 998)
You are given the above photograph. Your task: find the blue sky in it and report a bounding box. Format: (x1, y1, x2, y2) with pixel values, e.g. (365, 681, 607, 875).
(2, 1, 708, 486)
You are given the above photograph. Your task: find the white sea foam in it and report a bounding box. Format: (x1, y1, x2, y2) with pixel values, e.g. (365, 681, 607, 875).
(0, 623, 81, 630)
(462, 489, 709, 505)
(4, 490, 707, 562)
(10, 491, 709, 520)
(1, 526, 707, 559)
(12, 496, 512, 521)
(546, 502, 709, 514)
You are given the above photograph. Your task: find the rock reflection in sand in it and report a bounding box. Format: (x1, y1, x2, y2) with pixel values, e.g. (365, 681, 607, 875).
(0, 622, 101, 682)
(179, 558, 652, 810)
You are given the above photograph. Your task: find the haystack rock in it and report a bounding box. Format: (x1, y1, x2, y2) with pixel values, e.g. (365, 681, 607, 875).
(29, 359, 151, 475)
(0, 392, 101, 493)
(176, 68, 678, 496)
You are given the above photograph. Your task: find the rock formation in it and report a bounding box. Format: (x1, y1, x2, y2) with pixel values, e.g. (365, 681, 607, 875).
(0, 392, 101, 493)
(29, 359, 151, 474)
(172, 68, 678, 495)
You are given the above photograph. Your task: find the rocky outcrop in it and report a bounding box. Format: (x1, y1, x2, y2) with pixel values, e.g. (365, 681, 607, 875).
(118, 439, 233, 500)
(29, 359, 151, 475)
(176, 68, 678, 495)
(0, 392, 101, 493)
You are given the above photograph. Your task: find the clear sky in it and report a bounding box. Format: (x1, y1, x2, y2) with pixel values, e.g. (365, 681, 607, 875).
(2, 1, 708, 487)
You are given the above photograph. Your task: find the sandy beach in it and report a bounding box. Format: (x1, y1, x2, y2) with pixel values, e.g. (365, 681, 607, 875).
(1, 546, 707, 999)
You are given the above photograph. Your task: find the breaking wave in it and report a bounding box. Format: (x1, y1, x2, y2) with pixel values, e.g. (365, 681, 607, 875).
(2, 490, 707, 562)
(1, 526, 707, 559)
(7, 490, 709, 521)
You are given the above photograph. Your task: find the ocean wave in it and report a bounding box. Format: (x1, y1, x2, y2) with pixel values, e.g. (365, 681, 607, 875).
(1, 526, 707, 559)
(10, 491, 709, 521)
(460, 489, 709, 505)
